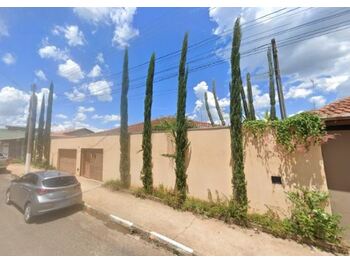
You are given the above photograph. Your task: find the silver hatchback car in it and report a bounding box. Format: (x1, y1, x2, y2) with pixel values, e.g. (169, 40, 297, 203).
(5, 170, 83, 223)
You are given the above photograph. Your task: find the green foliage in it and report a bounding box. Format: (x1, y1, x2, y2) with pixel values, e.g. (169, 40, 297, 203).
(204, 91, 214, 126)
(175, 33, 189, 206)
(35, 95, 46, 163)
(141, 53, 156, 193)
(103, 179, 125, 191)
(153, 117, 197, 132)
(212, 80, 226, 126)
(285, 188, 343, 244)
(44, 82, 54, 164)
(230, 17, 248, 219)
(267, 47, 277, 120)
(246, 73, 256, 120)
(120, 49, 131, 188)
(243, 112, 326, 153)
(248, 210, 289, 238)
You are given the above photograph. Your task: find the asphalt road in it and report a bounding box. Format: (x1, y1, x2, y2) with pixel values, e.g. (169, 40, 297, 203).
(0, 173, 172, 256)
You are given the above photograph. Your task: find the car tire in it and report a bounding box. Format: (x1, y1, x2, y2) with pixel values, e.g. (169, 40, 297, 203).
(5, 190, 11, 205)
(24, 203, 33, 224)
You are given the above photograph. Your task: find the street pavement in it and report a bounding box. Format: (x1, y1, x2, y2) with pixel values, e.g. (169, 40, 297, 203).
(0, 173, 172, 256)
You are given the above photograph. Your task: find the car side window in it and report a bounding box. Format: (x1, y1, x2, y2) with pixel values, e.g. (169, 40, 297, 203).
(21, 173, 38, 185)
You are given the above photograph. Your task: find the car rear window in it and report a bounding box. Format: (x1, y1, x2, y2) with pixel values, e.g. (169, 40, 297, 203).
(43, 176, 78, 187)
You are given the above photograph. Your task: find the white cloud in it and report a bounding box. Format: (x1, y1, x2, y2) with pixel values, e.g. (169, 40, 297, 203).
(309, 96, 326, 108)
(96, 52, 105, 64)
(56, 114, 67, 119)
(285, 86, 313, 99)
(0, 19, 8, 38)
(73, 7, 111, 25)
(87, 65, 102, 78)
(74, 7, 139, 48)
(64, 87, 86, 102)
(208, 7, 350, 102)
(35, 69, 47, 81)
(2, 53, 16, 65)
(87, 80, 113, 101)
(92, 114, 120, 123)
(53, 25, 85, 46)
(192, 81, 229, 124)
(52, 106, 101, 133)
(0, 86, 30, 126)
(58, 59, 84, 83)
(38, 45, 69, 61)
(78, 106, 95, 113)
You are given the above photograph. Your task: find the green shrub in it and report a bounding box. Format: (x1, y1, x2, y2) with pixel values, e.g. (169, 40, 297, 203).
(285, 188, 343, 244)
(103, 180, 124, 191)
(248, 210, 289, 238)
(32, 161, 55, 170)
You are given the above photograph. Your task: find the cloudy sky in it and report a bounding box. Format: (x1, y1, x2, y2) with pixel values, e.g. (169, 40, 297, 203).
(0, 7, 349, 131)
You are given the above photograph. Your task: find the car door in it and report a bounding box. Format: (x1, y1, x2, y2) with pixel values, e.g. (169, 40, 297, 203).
(16, 173, 37, 209)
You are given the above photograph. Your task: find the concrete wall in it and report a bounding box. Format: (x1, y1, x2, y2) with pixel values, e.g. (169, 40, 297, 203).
(51, 127, 329, 215)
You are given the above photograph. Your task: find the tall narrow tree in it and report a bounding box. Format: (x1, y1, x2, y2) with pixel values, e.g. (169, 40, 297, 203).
(44, 82, 54, 165)
(230, 18, 248, 216)
(246, 73, 256, 120)
(204, 91, 214, 126)
(141, 53, 155, 193)
(239, 73, 249, 119)
(267, 47, 277, 120)
(175, 33, 189, 206)
(35, 95, 46, 163)
(212, 80, 226, 126)
(120, 48, 130, 188)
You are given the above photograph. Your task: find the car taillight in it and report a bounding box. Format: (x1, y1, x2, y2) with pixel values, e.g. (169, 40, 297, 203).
(36, 188, 49, 195)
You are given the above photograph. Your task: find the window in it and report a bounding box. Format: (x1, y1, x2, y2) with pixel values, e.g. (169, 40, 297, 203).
(21, 173, 38, 185)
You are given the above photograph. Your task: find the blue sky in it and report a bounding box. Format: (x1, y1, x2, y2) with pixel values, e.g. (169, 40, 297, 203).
(0, 7, 349, 132)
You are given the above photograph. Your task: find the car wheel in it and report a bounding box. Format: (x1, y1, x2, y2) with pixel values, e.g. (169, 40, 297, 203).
(5, 190, 11, 205)
(24, 203, 33, 224)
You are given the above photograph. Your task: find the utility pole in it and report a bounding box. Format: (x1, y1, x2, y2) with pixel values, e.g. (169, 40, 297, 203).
(271, 38, 287, 119)
(24, 84, 36, 174)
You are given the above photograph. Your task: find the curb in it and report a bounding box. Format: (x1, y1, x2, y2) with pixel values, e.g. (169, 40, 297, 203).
(83, 203, 196, 256)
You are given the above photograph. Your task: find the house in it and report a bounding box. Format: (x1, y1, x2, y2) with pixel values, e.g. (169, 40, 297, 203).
(0, 126, 94, 161)
(313, 96, 350, 241)
(0, 126, 26, 160)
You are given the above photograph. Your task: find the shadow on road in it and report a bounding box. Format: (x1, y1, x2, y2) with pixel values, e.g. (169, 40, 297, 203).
(33, 204, 84, 224)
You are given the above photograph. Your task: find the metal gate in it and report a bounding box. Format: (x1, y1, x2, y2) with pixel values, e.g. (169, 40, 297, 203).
(80, 149, 103, 181)
(58, 149, 77, 175)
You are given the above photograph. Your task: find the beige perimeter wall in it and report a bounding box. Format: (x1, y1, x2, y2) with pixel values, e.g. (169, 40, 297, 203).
(51, 127, 329, 216)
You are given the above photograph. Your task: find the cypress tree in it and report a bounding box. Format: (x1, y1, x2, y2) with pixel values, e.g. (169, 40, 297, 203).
(120, 48, 130, 188)
(267, 47, 277, 120)
(175, 33, 189, 206)
(204, 91, 214, 126)
(246, 73, 256, 120)
(240, 73, 249, 120)
(230, 18, 248, 216)
(141, 53, 155, 193)
(44, 82, 53, 165)
(35, 95, 46, 163)
(212, 80, 226, 126)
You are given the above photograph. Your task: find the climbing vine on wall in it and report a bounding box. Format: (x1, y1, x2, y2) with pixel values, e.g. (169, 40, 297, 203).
(243, 112, 326, 153)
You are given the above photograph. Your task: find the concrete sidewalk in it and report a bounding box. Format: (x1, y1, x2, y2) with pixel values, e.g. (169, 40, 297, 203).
(78, 177, 331, 256)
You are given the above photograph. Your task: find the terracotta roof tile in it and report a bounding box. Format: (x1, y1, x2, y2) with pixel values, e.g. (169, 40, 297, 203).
(313, 96, 350, 120)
